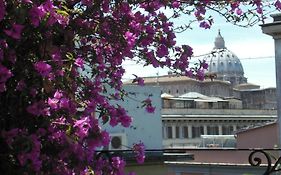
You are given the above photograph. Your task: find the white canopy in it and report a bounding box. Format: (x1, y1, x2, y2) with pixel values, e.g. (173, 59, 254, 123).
(161, 93, 174, 98)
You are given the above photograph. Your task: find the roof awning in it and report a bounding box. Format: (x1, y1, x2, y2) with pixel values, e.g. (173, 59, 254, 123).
(194, 99, 227, 102)
(161, 93, 174, 98)
(162, 114, 277, 120)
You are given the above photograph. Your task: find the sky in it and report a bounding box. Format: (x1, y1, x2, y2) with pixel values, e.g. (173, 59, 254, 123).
(123, 10, 277, 88)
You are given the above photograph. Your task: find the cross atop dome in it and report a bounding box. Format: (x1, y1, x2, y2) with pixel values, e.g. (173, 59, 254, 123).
(214, 29, 226, 49)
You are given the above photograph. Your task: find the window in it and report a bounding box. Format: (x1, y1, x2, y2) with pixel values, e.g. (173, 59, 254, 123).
(192, 126, 204, 138)
(207, 126, 219, 135)
(175, 126, 180, 138)
(167, 126, 172, 139)
(222, 126, 234, 135)
(182, 126, 188, 138)
(208, 102, 214, 109)
(184, 101, 195, 108)
(218, 101, 229, 109)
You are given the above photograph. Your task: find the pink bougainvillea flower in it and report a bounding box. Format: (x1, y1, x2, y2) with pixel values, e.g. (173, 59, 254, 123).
(201, 60, 208, 69)
(156, 44, 168, 58)
(0, 0, 5, 22)
(54, 13, 69, 27)
(136, 77, 144, 86)
(132, 74, 144, 86)
(199, 21, 211, 29)
(111, 156, 126, 169)
(109, 116, 118, 127)
(100, 131, 110, 146)
(172, 1, 180, 8)
(132, 142, 145, 164)
(0, 64, 12, 83)
(236, 8, 243, 15)
(74, 116, 91, 139)
(257, 6, 263, 14)
(16, 79, 26, 91)
(59, 97, 70, 109)
(4, 23, 24, 40)
(34, 61, 52, 77)
(143, 98, 156, 113)
(29, 6, 46, 27)
(145, 105, 156, 113)
(48, 98, 59, 110)
(81, 0, 93, 6)
(124, 31, 136, 49)
(74, 57, 84, 69)
(102, 0, 110, 12)
(43, 0, 54, 12)
(275, 0, 281, 10)
(54, 90, 63, 99)
(120, 115, 132, 127)
(26, 101, 46, 116)
(182, 45, 193, 56)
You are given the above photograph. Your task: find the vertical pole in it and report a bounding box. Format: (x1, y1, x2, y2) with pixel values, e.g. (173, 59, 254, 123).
(261, 13, 281, 146)
(188, 125, 192, 139)
(218, 125, 223, 135)
(275, 38, 281, 146)
(172, 125, 176, 139)
(203, 125, 208, 135)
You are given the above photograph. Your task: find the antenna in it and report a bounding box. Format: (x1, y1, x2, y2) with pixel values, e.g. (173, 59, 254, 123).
(156, 71, 159, 85)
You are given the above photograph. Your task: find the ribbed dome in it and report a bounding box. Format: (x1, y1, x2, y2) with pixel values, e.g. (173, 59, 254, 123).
(205, 30, 247, 85)
(207, 49, 244, 75)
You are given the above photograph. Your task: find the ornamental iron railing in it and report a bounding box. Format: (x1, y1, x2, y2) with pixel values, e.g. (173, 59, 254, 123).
(249, 149, 281, 175)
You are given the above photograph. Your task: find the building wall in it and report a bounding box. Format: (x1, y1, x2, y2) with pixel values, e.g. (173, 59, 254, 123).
(146, 79, 234, 98)
(202, 82, 232, 97)
(141, 75, 276, 110)
(236, 122, 279, 148)
(161, 108, 276, 148)
(264, 88, 277, 109)
(160, 81, 201, 96)
(103, 85, 163, 149)
(167, 163, 268, 175)
(240, 89, 277, 109)
(125, 164, 170, 175)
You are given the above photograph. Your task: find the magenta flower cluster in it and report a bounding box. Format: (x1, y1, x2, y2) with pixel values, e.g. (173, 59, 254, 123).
(0, 0, 280, 175)
(142, 98, 156, 114)
(132, 142, 146, 164)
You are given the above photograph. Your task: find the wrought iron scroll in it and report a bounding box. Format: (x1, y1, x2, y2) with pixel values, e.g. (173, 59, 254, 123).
(249, 150, 281, 175)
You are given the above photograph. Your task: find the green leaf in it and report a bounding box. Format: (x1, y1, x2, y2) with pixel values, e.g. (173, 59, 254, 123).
(56, 9, 69, 17)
